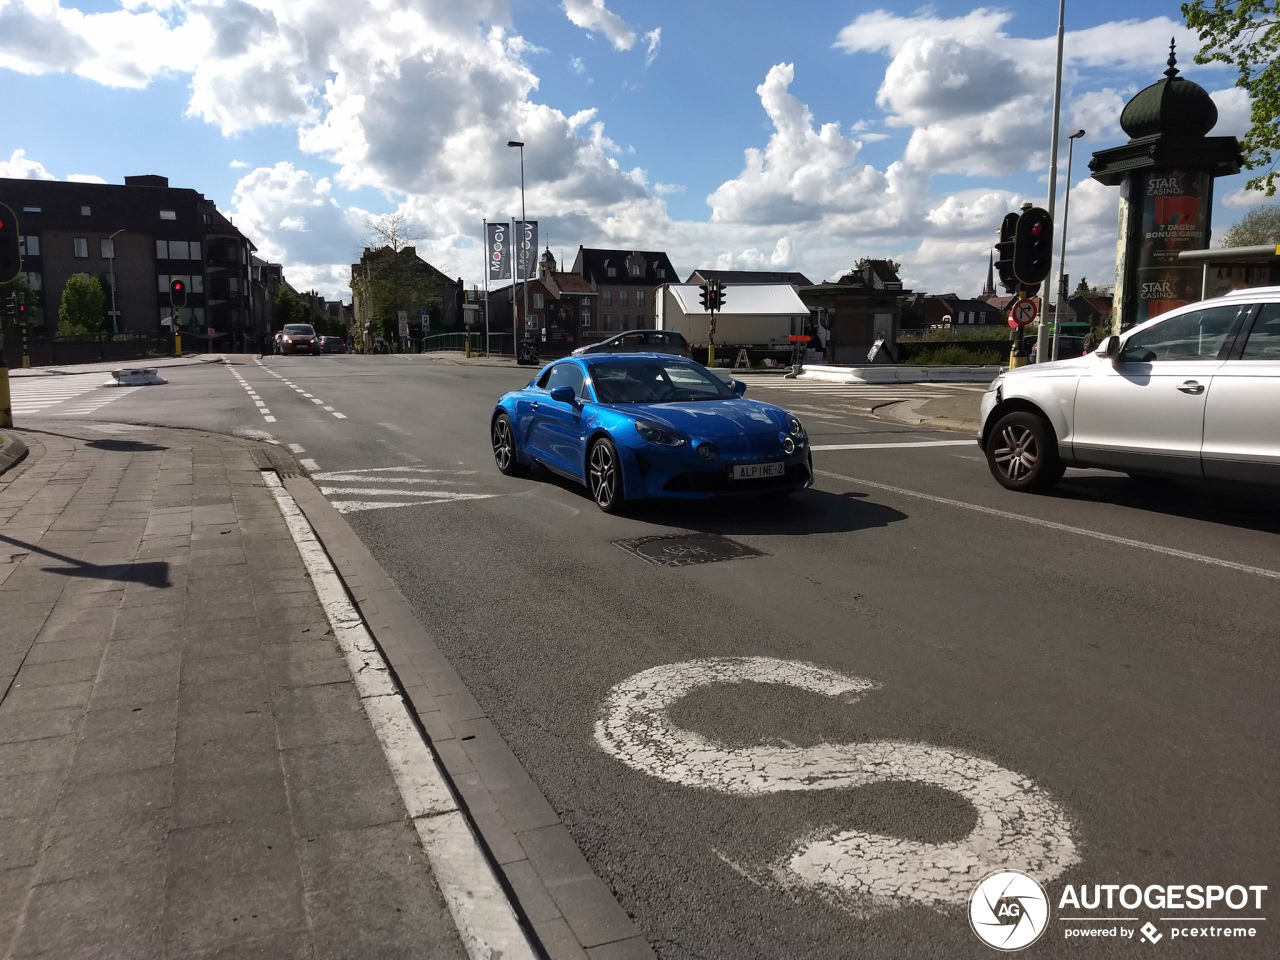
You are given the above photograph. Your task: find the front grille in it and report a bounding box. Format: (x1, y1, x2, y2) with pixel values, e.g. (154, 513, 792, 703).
(664, 460, 810, 493)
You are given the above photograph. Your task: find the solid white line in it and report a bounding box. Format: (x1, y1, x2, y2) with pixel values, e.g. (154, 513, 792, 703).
(816, 469, 1280, 581)
(319, 487, 496, 500)
(299, 458, 319, 472)
(315, 475, 476, 485)
(314, 466, 480, 477)
(812, 441, 973, 451)
(289, 443, 305, 453)
(261, 473, 536, 960)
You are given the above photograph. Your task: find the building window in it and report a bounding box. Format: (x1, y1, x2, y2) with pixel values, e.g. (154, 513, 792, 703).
(636, 290, 645, 307)
(602, 289, 612, 306)
(533, 293, 544, 309)
(20, 236, 39, 256)
(606, 266, 617, 277)
(24, 272, 41, 291)
(159, 210, 177, 221)
(630, 263, 641, 277)
(73, 237, 89, 258)
(228, 277, 237, 294)
(80, 206, 91, 216)
(190, 241, 201, 261)
(156, 240, 168, 259)
(657, 268, 665, 279)
(621, 315, 629, 330)
(619, 289, 628, 306)
(603, 314, 612, 330)
(191, 274, 204, 294)
(170, 240, 190, 260)
(100, 238, 115, 259)
(22, 206, 40, 213)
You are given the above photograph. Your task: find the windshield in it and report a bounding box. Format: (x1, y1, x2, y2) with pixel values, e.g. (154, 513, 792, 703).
(591, 360, 733, 404)
(284, 324, 314, 335)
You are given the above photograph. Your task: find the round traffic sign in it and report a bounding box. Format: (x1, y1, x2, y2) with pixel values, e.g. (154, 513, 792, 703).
(1009, 298, 1038, 326)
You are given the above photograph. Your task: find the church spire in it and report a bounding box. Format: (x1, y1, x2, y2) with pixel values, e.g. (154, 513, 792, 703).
(981, 249, 996, 299)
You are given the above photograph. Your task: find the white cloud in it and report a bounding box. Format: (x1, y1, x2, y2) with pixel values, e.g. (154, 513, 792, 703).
(229, 162, 366, 270)
(1209, 86, 1252, 139)
(230, 159, 250, 169)
(643, 28, 660, 67)
(65, 174, 107, 183)
(1070, 88, 1128, 140)
(0, 148, 56, 180)
(653, 182, 684, 195)
(1220, 185, 1271, 210)
(562, 0, 636, 51)
(569, 55, 585, 74)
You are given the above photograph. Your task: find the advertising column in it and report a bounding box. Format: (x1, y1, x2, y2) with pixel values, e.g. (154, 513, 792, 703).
(1133, 169, 1210, 325)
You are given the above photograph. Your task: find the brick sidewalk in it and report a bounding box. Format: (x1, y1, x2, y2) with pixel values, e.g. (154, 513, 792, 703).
(0, 424, 467, 959)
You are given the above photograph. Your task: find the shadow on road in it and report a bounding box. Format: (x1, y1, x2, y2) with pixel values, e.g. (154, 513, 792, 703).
(624, 488, 908, 536)
(1052, 474, 1280, 536)
(83, 439, 168, 453)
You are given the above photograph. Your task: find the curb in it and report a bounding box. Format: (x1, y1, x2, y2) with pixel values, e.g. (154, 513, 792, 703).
(0, 432, 29, 476)
(798, 363, 1004, 384)
(873, 399, 980, 436)
(9, 354, 224, 378)
(280, 475, 654, 960)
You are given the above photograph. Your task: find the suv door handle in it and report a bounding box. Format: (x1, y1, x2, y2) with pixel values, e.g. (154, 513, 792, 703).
(1177, 381, 1205, 395)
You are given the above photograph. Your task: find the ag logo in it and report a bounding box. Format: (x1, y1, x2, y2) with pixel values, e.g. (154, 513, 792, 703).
(969, 871, 1050, 951)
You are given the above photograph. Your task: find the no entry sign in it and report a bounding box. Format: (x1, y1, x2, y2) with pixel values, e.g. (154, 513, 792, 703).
(1009, 298, 1038, 327)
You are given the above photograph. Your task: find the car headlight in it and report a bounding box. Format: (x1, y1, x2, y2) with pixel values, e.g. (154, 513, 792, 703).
(786, 416, 806, 439)
(634, 420, 686, 446)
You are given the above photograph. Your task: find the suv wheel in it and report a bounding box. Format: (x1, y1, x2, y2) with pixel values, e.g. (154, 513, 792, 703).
(986, 411, 1065, 492)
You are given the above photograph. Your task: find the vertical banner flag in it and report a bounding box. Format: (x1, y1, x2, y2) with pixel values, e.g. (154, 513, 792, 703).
(516, 220, 538, 283)
(486, 221, 511, 282)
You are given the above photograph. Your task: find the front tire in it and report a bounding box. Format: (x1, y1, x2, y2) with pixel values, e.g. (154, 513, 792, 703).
(588, 437, 625, 514)
(492, 414, 527, 477)
(986, 411, 1064, 492)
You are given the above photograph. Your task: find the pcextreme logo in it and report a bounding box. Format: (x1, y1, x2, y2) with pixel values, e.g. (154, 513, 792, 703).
(970, 871, 1051, 951)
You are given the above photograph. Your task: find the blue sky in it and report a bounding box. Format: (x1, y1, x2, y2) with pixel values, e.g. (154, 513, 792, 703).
(0, 0, 1264, 299)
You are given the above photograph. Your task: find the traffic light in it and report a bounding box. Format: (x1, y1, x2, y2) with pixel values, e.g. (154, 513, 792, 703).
(1014, 206, 1054, 289)
(699, 281, 712, 312)
(994, 212, 1018, 294)
(169, 278, 187, 308)
(708, 280, 726, 313)
(0, 202, 20, 285)
(4, 291, 14, 324)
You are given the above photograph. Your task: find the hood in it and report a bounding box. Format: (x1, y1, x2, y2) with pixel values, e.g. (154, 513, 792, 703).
(1005, 353, 1099, 379)
(626, 399, 784, 438)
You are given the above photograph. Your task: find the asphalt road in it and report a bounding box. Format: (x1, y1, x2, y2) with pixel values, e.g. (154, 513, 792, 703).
(28, 353, 1280, 959)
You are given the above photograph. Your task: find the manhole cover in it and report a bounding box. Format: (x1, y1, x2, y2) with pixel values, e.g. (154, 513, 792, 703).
(613, 533, 765, 567)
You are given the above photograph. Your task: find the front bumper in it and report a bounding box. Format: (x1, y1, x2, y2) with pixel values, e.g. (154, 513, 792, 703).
(976, 383, 1000, 451)
(620, 434, 813, 500)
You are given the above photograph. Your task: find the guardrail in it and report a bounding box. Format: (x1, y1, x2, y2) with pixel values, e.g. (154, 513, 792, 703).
(19, 334, 177, 367)
(420, 332, 518, 355)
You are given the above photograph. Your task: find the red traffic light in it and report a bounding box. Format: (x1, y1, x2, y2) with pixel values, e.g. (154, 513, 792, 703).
(173, 281, 184, 292)
(1030, 222, 1044, 237)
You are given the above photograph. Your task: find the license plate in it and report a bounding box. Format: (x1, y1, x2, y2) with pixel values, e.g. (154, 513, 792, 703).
(732, 462, 785, 480)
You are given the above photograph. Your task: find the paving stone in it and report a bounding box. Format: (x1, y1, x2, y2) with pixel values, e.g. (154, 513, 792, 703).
(272, 685, 369, 750)
(54, 765, 173, 825)
(40, 818, 169, 884)
(15, 869, 165, 958)
(0, 771, 65, 821)
(173, 761, 290, 828)
(0, 866, 35, 957)
(0, 734, 76, 777)
(66, 728, 175, 781)
(0, 679, 94, 714)
(12, 657, 101, 689)
(0, 706, 83, 745)
(280, 739, 404, 836)
(164, 816, 306, 955)
(0, 817, 49, 871)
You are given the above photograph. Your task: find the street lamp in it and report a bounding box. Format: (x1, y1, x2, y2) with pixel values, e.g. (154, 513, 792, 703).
(106, 228, 124, 335)
(1037, 0, 1067, 365)
(507, 140, 528, 354)
(1051, 129, 1087, 362)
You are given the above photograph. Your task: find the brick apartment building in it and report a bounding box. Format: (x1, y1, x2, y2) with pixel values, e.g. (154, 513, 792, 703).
(0, 174, 262, 350)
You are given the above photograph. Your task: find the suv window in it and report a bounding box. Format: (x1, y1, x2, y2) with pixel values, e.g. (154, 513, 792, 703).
(543, 362, 585, 397)
(1121, 306, 1239, 362)
(1240, 303, 1280, 360)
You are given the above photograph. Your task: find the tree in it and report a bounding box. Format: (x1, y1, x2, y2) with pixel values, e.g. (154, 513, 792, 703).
(1073, 277, 1111, 296)
(1183, 0, 1280, 196)
(58, 274, 107, 336)
(855, 256, 903, 274)
(1221, 203, 1280, 244)
(362, 212, 422, 254)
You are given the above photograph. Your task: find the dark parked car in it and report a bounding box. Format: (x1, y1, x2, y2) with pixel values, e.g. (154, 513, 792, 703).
(319, 336, 348, 354)
(573, 330, 691, 359)
(280, 324, 320, 355)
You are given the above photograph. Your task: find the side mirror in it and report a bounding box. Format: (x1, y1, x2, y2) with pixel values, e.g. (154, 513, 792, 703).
(1103, 336, 1120, 359)
(733, 380, 747, 397)
(549, 385, 577, 404)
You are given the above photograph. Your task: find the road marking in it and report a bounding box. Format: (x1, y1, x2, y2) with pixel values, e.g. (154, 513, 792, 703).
(332, 412, 347, 419)
(313, 466, 480, 478)
(596, 657, 1078, 915)
(264, 415, 276, 422)
(313, 474, 475, 485)
(817, 469, 1280, 581)
(311, 398, 324, 405)
(318, 487, 495, 500)
(812, 440, 973, 451)
(262, 473, 536, 960)
(289, 443, 305, 454)
(299, 458, 319, 472)
(9, 373, 113, 414)
(55, 386, 142, 416)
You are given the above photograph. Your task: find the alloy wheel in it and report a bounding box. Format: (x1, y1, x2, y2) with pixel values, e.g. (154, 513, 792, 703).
(493, 418, 513, 471)
(993, 424, 1038, 481)
(589, 442, 616, 508)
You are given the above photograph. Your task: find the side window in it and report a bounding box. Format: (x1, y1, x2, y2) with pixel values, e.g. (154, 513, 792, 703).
(1240, 304, 1280, 360)
(544, 363, 585, 397)
(1122, 306, 1239, 362)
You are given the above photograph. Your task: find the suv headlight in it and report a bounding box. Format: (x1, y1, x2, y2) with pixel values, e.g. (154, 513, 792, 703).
(635, 421, 686, 446)
(786, 416, 806, 439)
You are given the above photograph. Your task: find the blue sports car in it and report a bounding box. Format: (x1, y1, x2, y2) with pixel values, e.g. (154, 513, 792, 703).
(491, 353, 813, 512)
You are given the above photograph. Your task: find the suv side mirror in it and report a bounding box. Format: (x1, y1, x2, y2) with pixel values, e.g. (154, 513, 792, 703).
(1103, 336, 1120, 359)
(733, 380, 747, 397)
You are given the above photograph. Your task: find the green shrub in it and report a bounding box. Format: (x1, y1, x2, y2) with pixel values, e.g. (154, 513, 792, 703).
(909, 345, 1006, 366)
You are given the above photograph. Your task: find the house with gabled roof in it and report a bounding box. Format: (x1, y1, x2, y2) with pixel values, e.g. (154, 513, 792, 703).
(570, 246, 679, 334)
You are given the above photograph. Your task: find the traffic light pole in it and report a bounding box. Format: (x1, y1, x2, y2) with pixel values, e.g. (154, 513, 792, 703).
(0, 322, 10, 429)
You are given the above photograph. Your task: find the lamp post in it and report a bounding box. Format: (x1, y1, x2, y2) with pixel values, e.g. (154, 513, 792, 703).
(1051, 130, 1086, 361)
(106, 228, 124, 336)
(1036, 0, 1067, 364)
(507, 140, 528, 354)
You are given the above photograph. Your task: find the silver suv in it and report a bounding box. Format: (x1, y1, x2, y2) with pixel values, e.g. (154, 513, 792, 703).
(979, 287, 1280, 492)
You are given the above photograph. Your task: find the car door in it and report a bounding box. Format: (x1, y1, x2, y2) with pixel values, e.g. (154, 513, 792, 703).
(1070, 304, 1243, 475)
(527, 362, 589, 478)
(1202, 302, 1280, 485)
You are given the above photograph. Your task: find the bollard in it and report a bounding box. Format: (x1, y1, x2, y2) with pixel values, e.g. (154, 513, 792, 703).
(707, 343, 715, 368)
(0, 349, 11, 429)
(175, 332, 182, 358)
